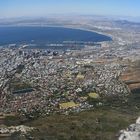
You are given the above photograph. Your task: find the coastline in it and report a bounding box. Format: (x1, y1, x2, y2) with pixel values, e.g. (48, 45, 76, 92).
(0, 25, 113, 43)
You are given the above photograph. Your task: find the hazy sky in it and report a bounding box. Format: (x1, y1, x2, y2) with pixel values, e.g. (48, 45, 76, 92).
(0, 0, 140, 18)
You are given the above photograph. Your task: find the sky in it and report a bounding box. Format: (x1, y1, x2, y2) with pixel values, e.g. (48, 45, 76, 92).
(0, 0, 140, 18)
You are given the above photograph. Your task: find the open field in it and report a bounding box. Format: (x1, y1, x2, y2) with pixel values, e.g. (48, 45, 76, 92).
(20, 105, 139, 140)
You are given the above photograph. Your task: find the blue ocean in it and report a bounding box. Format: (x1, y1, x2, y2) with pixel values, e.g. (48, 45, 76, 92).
(0, 27, 112, 45)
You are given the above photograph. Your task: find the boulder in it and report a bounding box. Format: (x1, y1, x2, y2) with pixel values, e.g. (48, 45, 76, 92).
(118, 117, 140, 140)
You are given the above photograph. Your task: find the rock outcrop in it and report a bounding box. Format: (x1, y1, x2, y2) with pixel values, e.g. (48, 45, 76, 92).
(0, 125, 35, 135)
(118, 117, 140, 140)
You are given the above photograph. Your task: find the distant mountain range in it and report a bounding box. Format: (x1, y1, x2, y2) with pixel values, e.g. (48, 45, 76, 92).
(0, 15, 140, 26)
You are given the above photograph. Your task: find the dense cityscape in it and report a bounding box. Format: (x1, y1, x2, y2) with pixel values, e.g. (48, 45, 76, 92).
(0, 1, 140, 139)
(0, 22, 140, 139)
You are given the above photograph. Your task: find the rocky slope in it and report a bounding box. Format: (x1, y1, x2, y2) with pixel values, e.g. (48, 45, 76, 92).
(121, 60, 140, 93)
